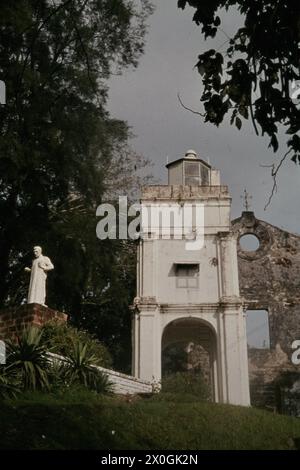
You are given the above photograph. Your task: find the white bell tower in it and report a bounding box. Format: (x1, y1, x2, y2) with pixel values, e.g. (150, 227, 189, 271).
(132, 150, 250, 406)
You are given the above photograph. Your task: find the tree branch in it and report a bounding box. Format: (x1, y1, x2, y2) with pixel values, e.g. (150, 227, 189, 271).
(16, 0, 75, 103)
(177, 93, 205, 117)
(250, 91, 259, 136)
(262, 147, 293, 210)
(18, 0, 74, 38)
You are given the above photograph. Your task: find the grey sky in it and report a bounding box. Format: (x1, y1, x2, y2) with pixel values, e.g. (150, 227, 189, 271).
(246, 310, 270, 349)
(108, 1, 300, 234)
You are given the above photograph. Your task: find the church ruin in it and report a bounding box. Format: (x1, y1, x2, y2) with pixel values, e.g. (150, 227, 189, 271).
(132, 150, 300, 411)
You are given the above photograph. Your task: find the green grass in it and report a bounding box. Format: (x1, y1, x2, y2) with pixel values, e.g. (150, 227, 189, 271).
(0, 389, 300, 450)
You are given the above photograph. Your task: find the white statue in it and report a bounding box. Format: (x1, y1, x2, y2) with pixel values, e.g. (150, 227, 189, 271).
(25, 246, 54, 306)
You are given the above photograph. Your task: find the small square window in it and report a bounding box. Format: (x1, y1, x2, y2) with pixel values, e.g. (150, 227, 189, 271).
(177, 277, 188, 288)
(176, 264, 199, 288)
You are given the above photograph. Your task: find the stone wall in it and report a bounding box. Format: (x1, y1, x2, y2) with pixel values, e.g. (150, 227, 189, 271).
(0, 303, 152, 396)
(141, 184, 230, 200)
(0, 303, 67, 341)
(48, 353, 153, 395)
(232, 212, 300, 411)
(96, 365, 153, 395)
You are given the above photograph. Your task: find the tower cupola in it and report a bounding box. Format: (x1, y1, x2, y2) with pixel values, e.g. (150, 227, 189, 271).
(166, 149, 213, 186)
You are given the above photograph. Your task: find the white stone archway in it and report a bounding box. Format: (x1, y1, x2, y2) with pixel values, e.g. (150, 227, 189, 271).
(132, 303, 250, 405)
(161, 317, 219, 401)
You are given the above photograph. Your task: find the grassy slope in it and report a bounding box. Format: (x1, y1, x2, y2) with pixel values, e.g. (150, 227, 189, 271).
(0, 390, 300, 450)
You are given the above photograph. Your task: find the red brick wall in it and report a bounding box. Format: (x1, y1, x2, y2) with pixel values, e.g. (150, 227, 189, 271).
(0, 303, 67, 341)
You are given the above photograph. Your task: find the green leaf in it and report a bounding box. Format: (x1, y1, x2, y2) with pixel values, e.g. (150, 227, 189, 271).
(239, 106, 249, 119)
(235, 117, 242, 130)
(178, 0, 300, 161)
(269, 134, 279, 152)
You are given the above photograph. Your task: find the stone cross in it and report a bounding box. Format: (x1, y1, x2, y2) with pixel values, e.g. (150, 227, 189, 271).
(241, 188, 252, 211)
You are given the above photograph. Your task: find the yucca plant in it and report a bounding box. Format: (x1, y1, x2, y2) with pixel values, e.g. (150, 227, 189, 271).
(61, 340, 112, 394)
(0, 367, 19, 399)
(6, 327, 51, 391)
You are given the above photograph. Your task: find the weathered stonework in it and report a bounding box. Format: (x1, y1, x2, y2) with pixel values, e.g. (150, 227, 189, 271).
(187, 343, 212, 393)
(0, 303, 67, 341)
(232, 211, 300, 412)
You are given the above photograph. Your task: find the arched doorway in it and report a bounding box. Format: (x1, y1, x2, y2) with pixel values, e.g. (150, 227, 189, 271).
(161, 317, 218, 401)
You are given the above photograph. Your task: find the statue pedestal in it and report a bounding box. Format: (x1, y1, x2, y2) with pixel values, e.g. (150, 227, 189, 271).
(0, 304, 67, 341)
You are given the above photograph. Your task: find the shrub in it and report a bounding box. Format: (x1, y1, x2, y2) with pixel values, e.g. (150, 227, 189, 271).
(0, 367, 19, 399)
(5, 327, 51, 391)
(1, 323, 113, 397)
(161, 371, 211, 400)
(42, 320, 112, 368)
(59, 339, 113, 394)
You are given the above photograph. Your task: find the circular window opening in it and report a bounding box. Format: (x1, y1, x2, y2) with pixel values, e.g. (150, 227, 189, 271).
(239, 234, 260, 252)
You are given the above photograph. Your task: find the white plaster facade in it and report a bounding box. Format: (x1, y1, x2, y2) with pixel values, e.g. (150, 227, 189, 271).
(132, 151, 250, 406)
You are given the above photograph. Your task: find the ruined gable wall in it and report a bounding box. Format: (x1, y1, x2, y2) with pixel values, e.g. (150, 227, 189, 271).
(232, 212, 300, 411)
